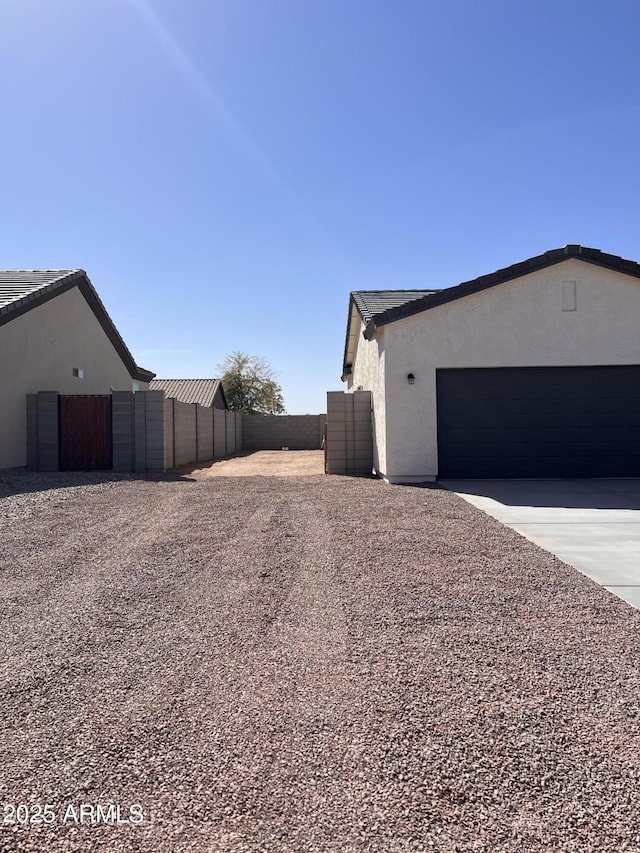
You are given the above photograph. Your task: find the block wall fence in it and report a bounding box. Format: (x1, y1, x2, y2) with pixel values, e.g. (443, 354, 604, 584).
(325, 390, 373, 476)
(27, 390, 327, 473)
(242, 414, 325, 450)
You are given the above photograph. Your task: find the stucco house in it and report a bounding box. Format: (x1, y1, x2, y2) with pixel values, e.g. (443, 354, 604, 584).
(149, 378, 228, 410)
(0, 269, 155, 469)
(342, 245, 640, 482)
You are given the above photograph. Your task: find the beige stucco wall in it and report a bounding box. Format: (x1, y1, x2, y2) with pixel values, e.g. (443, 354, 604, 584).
(0, 286, 148, 469)
(355, 259, 640, 482)
(349, 320, 387, 474)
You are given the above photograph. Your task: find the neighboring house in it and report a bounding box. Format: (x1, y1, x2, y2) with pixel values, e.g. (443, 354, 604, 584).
(0, 269, 155, 469)
(342, 245, 640, 482)
(148, 379, 228, 409)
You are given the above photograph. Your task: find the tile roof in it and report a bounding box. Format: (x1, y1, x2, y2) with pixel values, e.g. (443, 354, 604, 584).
(149, 379, 227, 408)
(360, 245, 640, 339)
(0, 269, 81, 313)
(351, 290, 439, 324)
(342, 245, 640, 377)
(0, 269, 155, 383)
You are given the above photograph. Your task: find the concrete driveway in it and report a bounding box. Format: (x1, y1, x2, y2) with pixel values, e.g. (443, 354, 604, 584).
(440, 478, 640, 609)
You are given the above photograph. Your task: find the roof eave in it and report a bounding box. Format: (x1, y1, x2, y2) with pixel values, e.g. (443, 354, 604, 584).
(0, 269, 153, 384)
(341, 295, 361, 379)
(75, 273, 155, 383)
(0, 270, 85, 327)
(136, 367, 156, 383)
(217, 382, 229, 409)
(364, 245, 640, 331)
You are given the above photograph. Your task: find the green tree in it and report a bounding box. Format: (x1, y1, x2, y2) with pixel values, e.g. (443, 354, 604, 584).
(219, 351, 286, 415)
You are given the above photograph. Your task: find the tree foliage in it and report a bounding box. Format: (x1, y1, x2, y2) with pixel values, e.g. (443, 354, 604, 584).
(219, 351, 285, 415)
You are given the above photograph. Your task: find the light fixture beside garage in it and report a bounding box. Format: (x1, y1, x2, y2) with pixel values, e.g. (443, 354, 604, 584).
(407, 373, 415, 385)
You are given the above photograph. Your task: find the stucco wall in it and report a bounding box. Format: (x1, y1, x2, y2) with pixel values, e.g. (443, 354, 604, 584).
(349, 321, 387, 475)
(378, 259, 640, 482)
(0, 286, 148, 469)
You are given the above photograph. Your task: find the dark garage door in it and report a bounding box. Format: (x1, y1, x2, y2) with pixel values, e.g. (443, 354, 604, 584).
(437, 366, 640, 478)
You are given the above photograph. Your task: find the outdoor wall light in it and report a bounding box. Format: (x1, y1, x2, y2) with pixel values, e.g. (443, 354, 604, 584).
(407, 373, 415, 385)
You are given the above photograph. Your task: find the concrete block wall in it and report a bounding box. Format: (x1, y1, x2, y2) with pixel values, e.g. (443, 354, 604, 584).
(26, 392, 60, 472)
(27, 390, 171, 474)
(144, 391, 166, 473)
(37, 392, 60, 472)
(353, 392, 374, 474)
(213, 408, 227, 458)
(326, 391, 372, 476)
(197, 405, 213, 461)
(173, 400, 197, 467)
(164, 398, 175, 470)
(112, 391, 134, 472)
(225, 410, 236, 456)
(133, 391, 147, 473)
(112, 390, 168, 473)
(235, 412, 243, 453)
(26, 389, 245, 474)
(165, 401, 242, 468)
(241, 414, 326, 450)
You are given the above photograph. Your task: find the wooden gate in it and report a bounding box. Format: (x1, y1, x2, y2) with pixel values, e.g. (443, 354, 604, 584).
(59, 395, 113, 471)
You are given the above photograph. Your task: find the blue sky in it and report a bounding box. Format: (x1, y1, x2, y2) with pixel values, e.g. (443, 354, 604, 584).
(2, 0, 640, 412)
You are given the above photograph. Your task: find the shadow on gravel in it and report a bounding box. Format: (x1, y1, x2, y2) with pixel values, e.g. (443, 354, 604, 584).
(0, 469, 196, 499)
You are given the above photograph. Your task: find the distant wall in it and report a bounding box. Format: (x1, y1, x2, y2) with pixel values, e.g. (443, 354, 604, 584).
(242, 414, 326, 450)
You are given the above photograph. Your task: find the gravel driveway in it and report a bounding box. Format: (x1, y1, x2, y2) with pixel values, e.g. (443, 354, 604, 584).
(2, 469, 640, 852)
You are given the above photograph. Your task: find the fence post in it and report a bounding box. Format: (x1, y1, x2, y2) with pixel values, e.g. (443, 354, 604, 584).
(194, 403, 199, 462)
(235, 411, 242, 453)
(133, 391, 146, 473)
(144, 390, 166, 473)
(112, 391, 134, 472)
(36, 391, 60, 472)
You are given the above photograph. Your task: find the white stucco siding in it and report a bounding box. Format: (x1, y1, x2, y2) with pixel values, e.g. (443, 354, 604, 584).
(381, 259, 640, 482)
(350, 320, 387, 474)
(0, 286, 148, 469)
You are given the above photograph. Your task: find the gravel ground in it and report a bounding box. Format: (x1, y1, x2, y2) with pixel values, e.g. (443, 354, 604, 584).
(2, 469, 640, 852)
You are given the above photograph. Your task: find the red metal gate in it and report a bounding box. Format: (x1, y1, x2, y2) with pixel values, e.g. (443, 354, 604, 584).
(59, 395, 113, 471)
